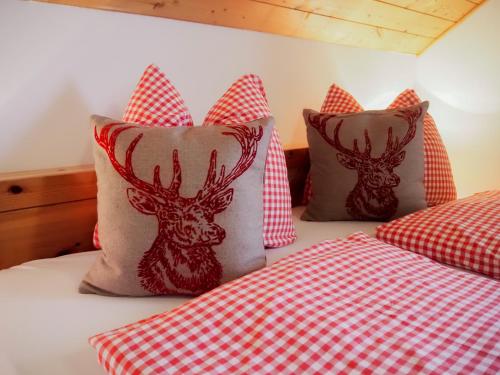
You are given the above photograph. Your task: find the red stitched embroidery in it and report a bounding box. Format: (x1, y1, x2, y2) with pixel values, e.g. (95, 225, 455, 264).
(95, 123, 263, 295)
(309, 106, 421, 220)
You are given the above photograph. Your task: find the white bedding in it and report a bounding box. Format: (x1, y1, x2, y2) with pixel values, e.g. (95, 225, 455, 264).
(0, 207, 378, 375)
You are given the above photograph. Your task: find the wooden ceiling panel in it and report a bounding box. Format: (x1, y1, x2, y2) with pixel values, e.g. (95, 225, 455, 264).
(258, 0, 454, 37)
(380, 0, 480, 21)
(36, 0, 485, 55)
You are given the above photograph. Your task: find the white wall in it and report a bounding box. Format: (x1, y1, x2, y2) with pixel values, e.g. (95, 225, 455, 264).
(2, 1, 497, 197)
(416, 0, 500, 197)
(0, 0, 416, 172)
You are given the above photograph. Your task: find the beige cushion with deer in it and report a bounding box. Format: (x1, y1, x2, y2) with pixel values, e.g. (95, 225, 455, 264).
(303, 102, 428, 221)
(80, 116, 274, 296)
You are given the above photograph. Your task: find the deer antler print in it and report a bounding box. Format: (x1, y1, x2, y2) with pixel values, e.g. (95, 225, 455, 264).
(197, 125, 263, 205)
(95, 122, 263, 295)
(308, 107, 421, 220)
(95, 122, 179, 201)
(381, 105, 421, 161)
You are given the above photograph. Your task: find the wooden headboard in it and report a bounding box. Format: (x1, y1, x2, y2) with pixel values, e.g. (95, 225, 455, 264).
(0, 148, 309, 269)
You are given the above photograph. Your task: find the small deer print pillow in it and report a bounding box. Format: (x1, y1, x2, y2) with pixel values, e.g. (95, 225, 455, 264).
(80, 115, 274, 296)
(302, 86, 456, 208)
(302, 102, 429, 222)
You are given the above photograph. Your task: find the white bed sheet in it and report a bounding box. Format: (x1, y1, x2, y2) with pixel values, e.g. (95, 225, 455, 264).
(0, 207, 378, 375)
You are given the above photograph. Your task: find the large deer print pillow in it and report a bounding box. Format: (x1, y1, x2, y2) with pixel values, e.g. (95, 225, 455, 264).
(80, 115, 274, 296)
(303, 102, 428, 221)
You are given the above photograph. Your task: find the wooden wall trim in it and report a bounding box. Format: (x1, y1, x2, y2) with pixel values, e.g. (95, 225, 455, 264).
(0, 199, 97, 269)
(0, 148, 310, 269)
(0, 165, 97, 269)
(0, 165, 96, 212)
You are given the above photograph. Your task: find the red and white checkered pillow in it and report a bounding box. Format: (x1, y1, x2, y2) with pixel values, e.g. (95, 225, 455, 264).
(320, 83, 364, 113)
(93, 65, 193, 249)
(204, 75, 296, 248)
(388, 89, 456, 206)
(303, 85, 457, 207)
(90, 233, 500, 375)
(122, 65, 194, 127)
(302, 84, 363, 203)
(376, 191, 500, 279)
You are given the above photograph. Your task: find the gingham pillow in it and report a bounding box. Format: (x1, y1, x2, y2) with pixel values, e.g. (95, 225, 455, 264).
(376, 191, 500, 279)
(204, 75, 296, 248)
(90, 233, 500, 375)
(92, 65, 193, 249)
(303, 85, 457, 207)
(320, 83, 364, 113)
(388, 90, 456, 206)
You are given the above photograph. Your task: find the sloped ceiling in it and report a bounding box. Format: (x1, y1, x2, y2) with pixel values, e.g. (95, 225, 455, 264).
(37, 0, 485, 55)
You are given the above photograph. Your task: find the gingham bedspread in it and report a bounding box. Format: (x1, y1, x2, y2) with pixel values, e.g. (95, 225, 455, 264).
(90, 233, 500, 375)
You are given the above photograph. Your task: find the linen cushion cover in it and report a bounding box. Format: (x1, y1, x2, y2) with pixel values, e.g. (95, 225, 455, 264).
(89, 233, 500, 375)
(303, 85, 456, 207)
(204, 74, 296, 248)
(303, 102, 428, 221)
(81, 115, 274, 296)
(93, 68, 296, 250)
(376, 190, 500, 279)
(92, 64, 192, 248)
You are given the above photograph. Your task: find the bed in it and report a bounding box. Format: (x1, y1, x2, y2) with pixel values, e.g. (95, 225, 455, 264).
(0, 149, 498, 375)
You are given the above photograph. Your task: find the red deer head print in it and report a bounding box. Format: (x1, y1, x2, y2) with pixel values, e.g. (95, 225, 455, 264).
(95, 123, 263, 295)
(309, 106, 422, 220)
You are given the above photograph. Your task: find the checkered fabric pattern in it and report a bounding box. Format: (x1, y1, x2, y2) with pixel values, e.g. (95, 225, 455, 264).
(302, 84, 363, 203)
(376, 191, 500, 279)
(122, 64, 194, 127)
(204, 74, 270, 124)
(204, 74, 296, 248)
(388, 89, 457, 206)
(90, 232, 500, 375)
(303, 86, 457, 207)
(93, 64, 193, 249)
(320, 83, 364, 113)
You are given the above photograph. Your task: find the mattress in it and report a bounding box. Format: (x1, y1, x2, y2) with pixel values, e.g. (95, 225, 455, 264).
(0, 207, 379, 375)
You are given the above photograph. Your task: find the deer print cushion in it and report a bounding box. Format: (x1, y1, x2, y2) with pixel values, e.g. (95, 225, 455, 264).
(80, 115, 274, 297)
(303, 85, 456, 208)
(303, 102, 428, 221)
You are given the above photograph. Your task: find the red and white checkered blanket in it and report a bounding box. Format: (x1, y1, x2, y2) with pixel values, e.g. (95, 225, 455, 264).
(90, 233, 500, 374)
